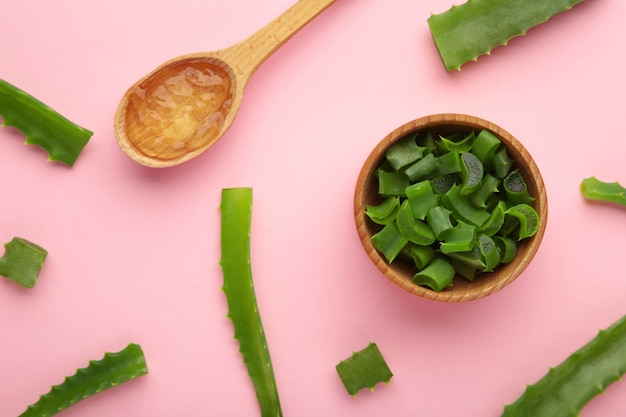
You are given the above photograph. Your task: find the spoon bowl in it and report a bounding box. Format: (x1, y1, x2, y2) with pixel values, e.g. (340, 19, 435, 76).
(115, 0, 336, 168)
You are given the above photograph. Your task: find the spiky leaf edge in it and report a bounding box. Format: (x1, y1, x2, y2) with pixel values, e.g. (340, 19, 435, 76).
(501, 314, 626, 417)
(0, 79, 92, 166)
(0, 237, 48, 288)
(18, 343, 148, 417)
(428, 0, 589, 71)
(220, 188, 283, 417)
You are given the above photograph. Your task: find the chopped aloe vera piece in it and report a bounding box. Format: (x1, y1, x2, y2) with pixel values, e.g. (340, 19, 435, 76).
(413, 258, 455, 291)
(428, 0, 588, 71)
(385, 132, 425, 171)
(418, 129, 438, 153)
(437, 131, 475, 153)
(499, 213, 520, 238)
(506, 204, 539, 240)
(0, 79, 92, 166)
(477, 234, 500, 271)
(449, 244, 485, 281)
(18, 343, 147, 417)
(396, 200, 436, 246)
(450, 258, 480, 281)
(470, 173, 500, 208)
(336, 343, 393, 397)
(371, 222, 408, 263)
(426, 206, 455, 240)
(580, 176, 626, 206)
(439, 220, 477, 254)
(483, 194, 501, 212)
(0, 237, 48, 288)
(504, 169, 536, 205)
(435, 149, 462, 176)
(405, 180, 438, 220)
(493, 146, 514, 179)
(471, 130, 501, 169)
(460, 152, 484, 195)
(442, 185, 490, 227)
(365, 197, 401, 225)
(404, 152, 439, 182)
(479, 200, 507, 237)
(448, 244, 486, 270)
(494, 236, 517, 264)
(431, 175, 457, 195)
(401, 243, 436, 270)
(378, 169, 410, 197)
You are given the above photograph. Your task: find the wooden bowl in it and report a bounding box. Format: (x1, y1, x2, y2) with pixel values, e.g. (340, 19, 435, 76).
(354, 114, 547, 302)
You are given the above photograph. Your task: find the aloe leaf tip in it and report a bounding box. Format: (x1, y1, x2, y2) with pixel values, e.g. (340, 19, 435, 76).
(18, 343, 148, 417)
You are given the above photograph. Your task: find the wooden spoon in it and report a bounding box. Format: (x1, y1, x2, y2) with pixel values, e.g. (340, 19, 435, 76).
(114, 0, 336, 168)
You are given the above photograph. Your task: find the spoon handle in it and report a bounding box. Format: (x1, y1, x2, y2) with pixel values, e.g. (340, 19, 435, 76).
(222, 0, 337, 81)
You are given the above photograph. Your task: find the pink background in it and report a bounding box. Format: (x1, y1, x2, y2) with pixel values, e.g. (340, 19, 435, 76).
(1, 0, 626, 416)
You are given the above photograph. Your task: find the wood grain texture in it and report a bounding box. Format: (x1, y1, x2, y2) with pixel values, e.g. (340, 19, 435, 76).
(354, 114, 548, 302)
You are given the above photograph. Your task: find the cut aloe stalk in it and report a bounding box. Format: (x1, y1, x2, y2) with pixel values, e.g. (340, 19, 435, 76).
(0, 79, 92, 166)
(0, 237, 48, 288)
(19, 343, 148, 417)
(428, 0, 588, 71)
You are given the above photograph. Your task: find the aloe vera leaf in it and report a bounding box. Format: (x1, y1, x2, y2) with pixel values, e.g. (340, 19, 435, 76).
(501, 313, 626, 417)
(0, 237, 48, 288)
(581, 176, 626, 206)
(19, 343, 148, 417)
(428, 0, 588, 71)
(220, 188, 283, 417)
(336, 342, 393, 397)
(0, 79, 92, 166)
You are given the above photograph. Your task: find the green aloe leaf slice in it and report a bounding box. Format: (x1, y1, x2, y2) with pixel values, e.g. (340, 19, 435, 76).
(428, 0, 588, 71)
(19, 343, 148, 417)
(502, 313, 626, 416)
(581, 176, 626, 206)
(0, 79, 92, 166)
(336, 343, 393, 397)
(0, 237, 48, 288)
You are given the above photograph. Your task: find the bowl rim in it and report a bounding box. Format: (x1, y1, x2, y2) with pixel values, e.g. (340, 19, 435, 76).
(354, 113, 548, 302)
